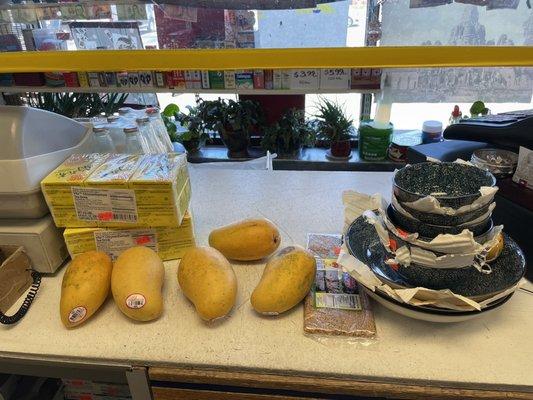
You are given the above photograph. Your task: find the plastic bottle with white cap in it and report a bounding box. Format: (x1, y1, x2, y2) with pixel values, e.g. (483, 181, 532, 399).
(421, 120, 443, 144)
(145, 107, 174, 152)
(92, 126, 116, 153)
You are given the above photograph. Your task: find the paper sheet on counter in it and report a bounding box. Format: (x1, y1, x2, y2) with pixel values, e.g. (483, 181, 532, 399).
(338, 190, 524, 312)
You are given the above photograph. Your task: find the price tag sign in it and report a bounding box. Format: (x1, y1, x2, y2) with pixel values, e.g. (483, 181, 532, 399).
(289, 69, 320, 90)
(116, 4, 147, 20)
(320, 68, 351, 90)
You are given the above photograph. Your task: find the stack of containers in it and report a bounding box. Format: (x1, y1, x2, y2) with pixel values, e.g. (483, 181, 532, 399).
(41, 153, 195, 262)
(105, 107, 171, 155)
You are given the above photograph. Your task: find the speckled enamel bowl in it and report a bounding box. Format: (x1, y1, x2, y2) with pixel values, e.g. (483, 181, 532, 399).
(399, 200, 492, 226)
(393, 162, 496, 209)
(387, 204, 493, 238)
(345, 215, 526, 298)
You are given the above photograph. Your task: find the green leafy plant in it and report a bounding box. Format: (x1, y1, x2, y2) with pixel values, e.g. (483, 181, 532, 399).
(261, 109, 316, 155)
(162, 103, 180, 143)
(470, 100, 490, 117)
(174, 105, 211, 151)
(28, 92, 128, 118)
(315, 98, 353, 143)
(197, 98, 264, 156)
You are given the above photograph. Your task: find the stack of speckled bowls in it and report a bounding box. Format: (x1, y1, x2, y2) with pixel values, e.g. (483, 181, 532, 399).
(345, 162, 526, 322)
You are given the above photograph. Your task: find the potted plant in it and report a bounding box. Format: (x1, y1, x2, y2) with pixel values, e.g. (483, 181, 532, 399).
(261, 109, 316, 157)
(315, 98, 354, 158)
(198, 98, 264, 158)
(173, 105, 211, 153)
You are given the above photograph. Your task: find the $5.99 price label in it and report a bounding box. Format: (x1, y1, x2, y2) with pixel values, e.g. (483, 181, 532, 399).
(320, 68, 351, 90)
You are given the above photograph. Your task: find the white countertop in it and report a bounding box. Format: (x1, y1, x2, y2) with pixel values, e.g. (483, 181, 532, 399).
(1, 169, 532, 392)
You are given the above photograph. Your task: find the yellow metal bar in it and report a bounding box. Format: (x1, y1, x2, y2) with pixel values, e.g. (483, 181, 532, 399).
(0, 46, 532, 73)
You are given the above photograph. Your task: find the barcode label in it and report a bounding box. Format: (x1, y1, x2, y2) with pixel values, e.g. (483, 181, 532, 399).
(68, 306, 87, 323)
(315, 293, 361, 310)
(72, 187, 138, 223)
(94, 229, 158, 260)
(126, 294, 146, 309)
(112, 212, 137, 221)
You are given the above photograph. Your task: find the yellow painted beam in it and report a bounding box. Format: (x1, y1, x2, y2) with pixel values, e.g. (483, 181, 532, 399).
(0, 46, 532, 73)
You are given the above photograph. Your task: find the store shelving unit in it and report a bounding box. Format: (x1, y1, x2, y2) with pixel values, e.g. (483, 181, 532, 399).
(1, 47, 532, 73)
(0, 85, 379, 94)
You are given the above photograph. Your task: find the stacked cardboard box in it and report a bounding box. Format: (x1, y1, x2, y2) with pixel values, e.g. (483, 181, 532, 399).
(41, 153, 194, 261)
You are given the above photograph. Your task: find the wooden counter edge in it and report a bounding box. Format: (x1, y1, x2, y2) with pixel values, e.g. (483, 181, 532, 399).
(148, 366, 533, 400)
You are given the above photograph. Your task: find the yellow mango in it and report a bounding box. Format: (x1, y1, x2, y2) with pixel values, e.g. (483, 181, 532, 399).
(60, 251, 112, 328)
(178, 247, 237, 321)
(251, 246, 316, 315)
(208, 218, 281, 261)
(111, 246, 164, 322)
(487, 233, 504, 262)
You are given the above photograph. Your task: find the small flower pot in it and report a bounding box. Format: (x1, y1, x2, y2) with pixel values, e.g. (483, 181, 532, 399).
(182, 139, 200, 153)
(276, 146, 302, 159)
(222, 130, 249, 158)
(330, 140, 352, 158)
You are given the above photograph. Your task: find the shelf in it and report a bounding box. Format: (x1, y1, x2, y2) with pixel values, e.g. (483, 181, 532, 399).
(1, 47, 532, 74)
(0, 85, 379, 94)
(0, 0, 338, 10)
(0, 0, 147, 10)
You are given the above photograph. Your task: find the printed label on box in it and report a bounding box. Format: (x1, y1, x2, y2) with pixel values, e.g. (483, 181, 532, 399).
(315, 292, 361, 310)
(72, 187, 138, 223)
(94, 229, 157, 260)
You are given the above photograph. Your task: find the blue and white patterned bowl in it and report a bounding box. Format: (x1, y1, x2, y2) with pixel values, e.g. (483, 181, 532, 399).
(345, 215, 526, 298)
(393, 162, 496, 209)
(388, 204, 493, 237)
(387, 205, 494, 243)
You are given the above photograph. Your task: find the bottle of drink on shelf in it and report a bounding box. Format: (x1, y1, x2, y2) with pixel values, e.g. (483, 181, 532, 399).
(136, 117, 166, 154)
(124, 126, 147, 154)
(105, 115, 126, 153)
(145, 107, 174, 152)
(92, 126, 116, 153)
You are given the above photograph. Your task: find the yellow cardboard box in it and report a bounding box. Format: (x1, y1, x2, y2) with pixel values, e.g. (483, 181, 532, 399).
(64, 212, 195, 261)
(41, 153, 190, 228)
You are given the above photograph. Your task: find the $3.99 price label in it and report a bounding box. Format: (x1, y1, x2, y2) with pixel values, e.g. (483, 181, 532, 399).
(289, 69, 320, 90)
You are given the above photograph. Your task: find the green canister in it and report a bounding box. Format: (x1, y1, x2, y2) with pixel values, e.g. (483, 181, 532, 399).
(358, 120, 393, 161)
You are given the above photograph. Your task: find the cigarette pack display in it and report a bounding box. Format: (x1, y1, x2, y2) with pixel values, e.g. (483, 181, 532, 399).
(87, 72, 100, 88)
(154, 71, 166, 87)
(63, 72, 79, 87)
(264, 69, 274, 89)
(185, 70, 202, 89)
(235, 70, 254, 89)
(128, 72, 140, 87)
(253, 70, 265, 89)
(208, 71, 225, 89)
(224, 70, 236, 89)
(201, 71, 210, 89)
(139, 71, 153, 87)
(116, 72, 129, 87)
(273, 70, 282, 89)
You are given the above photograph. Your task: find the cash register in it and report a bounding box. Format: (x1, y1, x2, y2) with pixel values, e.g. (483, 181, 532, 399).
(407, 110, 532, 278)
